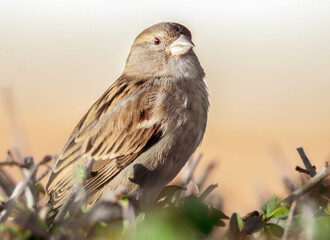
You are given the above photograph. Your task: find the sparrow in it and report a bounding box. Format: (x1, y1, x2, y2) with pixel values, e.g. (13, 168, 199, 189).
(46, 22, 209, 212)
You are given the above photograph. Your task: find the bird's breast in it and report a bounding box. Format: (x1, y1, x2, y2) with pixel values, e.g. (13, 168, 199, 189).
(155, 77, 209, 154)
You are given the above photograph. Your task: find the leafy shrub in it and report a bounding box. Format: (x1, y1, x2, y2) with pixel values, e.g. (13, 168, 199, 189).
(0, 148, 329, 240)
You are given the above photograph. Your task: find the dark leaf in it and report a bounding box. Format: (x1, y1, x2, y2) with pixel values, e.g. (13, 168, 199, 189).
(242, 214, 264, 234)
(243, 210, 260, 218)
(210, 206, 229, 220)
(182, 196, 224, 234)
(229, 213, 243, 238)
(209, 206, 229, 227)
(154, 185, 185, 204)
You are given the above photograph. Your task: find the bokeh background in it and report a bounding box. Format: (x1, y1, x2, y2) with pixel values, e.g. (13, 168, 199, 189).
(1, 0, 330, 214)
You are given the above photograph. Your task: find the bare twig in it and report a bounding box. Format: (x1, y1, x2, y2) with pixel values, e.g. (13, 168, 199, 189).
(0, 165, 37, 223)
(199, 183, 218, 201)
(296, 147, 317, 177)
(23, 157, 39, 211)
(36, 165, 53, 183)
(281, 165, 330, 206)
(72, 187, 128, 230)
(36, 155, 54, 182)
(14, 209, 51, 239)
(197, 162, 216, 188)
(181, 153, 202, 186)
(74, 201, 122, 230)
(282, 201, 296, 240)
(0, 155, 27, 168)
(0, 168, 16, 198)
(295, 166, 310, 175)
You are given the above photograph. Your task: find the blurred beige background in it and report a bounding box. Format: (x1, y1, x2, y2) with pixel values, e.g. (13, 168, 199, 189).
(1, 0, 330, 214)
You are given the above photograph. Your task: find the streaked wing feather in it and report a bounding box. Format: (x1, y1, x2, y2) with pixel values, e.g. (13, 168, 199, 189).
(46, 76, 160, 208)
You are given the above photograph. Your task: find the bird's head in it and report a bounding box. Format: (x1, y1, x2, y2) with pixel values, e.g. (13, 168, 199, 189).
(124, 22, 204, 80)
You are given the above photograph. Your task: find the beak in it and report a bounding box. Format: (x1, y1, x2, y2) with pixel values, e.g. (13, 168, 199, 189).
(170, 35, 194, 56)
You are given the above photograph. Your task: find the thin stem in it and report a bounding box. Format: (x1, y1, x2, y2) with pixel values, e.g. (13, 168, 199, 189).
(282, 201, 296, 240)
(281, 166, 330, 206)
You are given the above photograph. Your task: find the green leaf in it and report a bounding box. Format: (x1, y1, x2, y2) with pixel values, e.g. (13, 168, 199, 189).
(16, 203, 27, 212)
(253, 229, 263, 238)
(268, 207, 289, 219)
(261, 195, 277, 215)
(81, 204, 89, 214)
(136, 212, 145, 223)
(99, 221, 107, 227)
(75, 165, 86, 182)
(0, 224, 23, 235)
(122, 219, 129, 233)
(36, 183, 45, 194)
(229, 213, 244, 236)
(120, 197, 129, 207)
(0, 195, 4, 202)
(37, 220, 48, 230)
(326, 202, 330, 215)
(265, 223, 284, 238)
(267, 195, 277, 216)
(290, 214, 304, 229)
(64, 211, 70, 220)
(136, 208, 196, 240)
(236, 214, 244, 231)
(182, 196, 220, 234)
(313, 216, 330, 240)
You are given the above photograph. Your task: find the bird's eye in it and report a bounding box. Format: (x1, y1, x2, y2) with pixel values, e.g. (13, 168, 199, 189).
(153, 37, 161, 45)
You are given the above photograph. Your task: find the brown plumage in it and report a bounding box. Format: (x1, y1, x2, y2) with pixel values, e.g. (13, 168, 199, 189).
(46, 22, 209, 212)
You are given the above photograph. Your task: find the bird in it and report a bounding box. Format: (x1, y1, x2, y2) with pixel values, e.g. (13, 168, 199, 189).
(46, 22, 209, 213)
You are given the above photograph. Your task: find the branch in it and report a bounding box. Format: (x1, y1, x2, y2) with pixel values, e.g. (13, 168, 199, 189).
(0, 165, 37, 223)
(36, 165, 53, 183)
(0, 160, 26, 168)
(0, 168, 16, 198)
(281, 165, 330, 206)
(296, 147, 317, 177)
(23, 157, 39, 211)
(35, 155, 54, 182)
(71, 187, 127, 229)
(0, 150, 27, 168)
